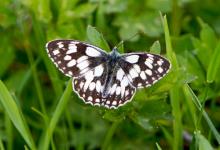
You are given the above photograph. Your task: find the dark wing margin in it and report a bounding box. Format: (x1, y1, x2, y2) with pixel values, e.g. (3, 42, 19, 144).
(46, 39, 108, 77)
(119, 53, 171, 88)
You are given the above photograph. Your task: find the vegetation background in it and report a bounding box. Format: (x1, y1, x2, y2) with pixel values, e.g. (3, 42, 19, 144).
(0, 0, 220, 149)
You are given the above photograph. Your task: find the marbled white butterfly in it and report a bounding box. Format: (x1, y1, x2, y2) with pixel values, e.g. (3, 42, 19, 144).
(46, 40, 171, 109)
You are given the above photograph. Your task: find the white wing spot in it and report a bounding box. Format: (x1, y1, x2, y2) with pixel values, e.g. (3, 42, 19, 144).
(157, 60, 163, 66)
(85, 47, 101, 57)
(110, 84, 117, 94)
(53, 49, 60, 55)
(84, 71, 94, 91)
(58, 61, 61, 64)
(67, 59, 76, 67)
(68, 71, 73, 76)
(64, 55, 71, 61)
(106, 101, 110, 105)
(79, 82, 84, 89)
(138, 83, 142, 87)
(129, 68, 138, 79)
(121, 77, 129, 87)
(125, 90, 129, 97)
(146, 58, 153, 64)
(89, 82, 96, 91)
(125, 55, 139, 63)
(67, 44, 77, 54)
(121, 86, 125, 98)
(96, 80, 101, 92)
(57, 42, 64, 48)
(88, 96, 93, 101)
(77, 56, 88, 63)
(145, 59, 153, 69)
(95, 98, 100, 103)
(147, 54, 154, 58)
(77, 60, 89, 70)
(94, 65, 104, 77)
(116, 68, 124, 80)
(140, 71, 147, 80)
(145, 69, 152, 76)
(158, 67, 164, 73)
(116, 86, 121, 95)
(133, 64, 141, 73)
(112, 101, 117, 105)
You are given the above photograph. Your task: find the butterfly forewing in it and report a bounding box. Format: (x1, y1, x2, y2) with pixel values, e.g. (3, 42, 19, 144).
(46, 40, 108, 77)
(119, 53, 171, 88)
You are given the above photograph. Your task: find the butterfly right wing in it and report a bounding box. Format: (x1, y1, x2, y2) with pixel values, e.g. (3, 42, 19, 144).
(46, 40, 108, 77)
(118, 53, 171, 88)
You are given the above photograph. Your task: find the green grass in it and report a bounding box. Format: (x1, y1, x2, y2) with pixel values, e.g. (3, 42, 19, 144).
(1, 0, 220, 149)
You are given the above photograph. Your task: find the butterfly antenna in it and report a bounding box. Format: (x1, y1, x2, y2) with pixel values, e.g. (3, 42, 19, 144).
(115, 32, 140, 49)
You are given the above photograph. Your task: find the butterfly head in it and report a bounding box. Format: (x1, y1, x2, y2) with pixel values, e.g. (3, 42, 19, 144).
(110, 47, 120, 58)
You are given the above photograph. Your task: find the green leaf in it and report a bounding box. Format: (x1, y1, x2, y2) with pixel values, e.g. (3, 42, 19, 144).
(200, 22, 217, 50)
(150, 40, 161, 54)
(86, 25, 111, 51)
(207, 41, 220, 83)
(194, 131, 214, 150)
(0, 80, 36, 150)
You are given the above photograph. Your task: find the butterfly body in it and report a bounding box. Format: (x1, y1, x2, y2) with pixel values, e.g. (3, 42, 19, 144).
(46, 40, 171, 109)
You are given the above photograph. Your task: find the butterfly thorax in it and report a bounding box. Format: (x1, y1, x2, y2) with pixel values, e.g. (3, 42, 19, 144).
(102, 48, 121, 98)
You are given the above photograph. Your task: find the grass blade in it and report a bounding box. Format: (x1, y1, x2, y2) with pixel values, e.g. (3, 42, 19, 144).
(39, 79, 72, 150)
(185, 84, 220, 144)
(101, 121, 120, 150)
(162, 14, 182, 150)
(0, 80, 36, 150)
(207, 41, 220, 83)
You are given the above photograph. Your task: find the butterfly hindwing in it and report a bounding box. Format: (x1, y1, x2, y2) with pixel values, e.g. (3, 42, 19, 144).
(103, 67, 136, 108)
(46, 40, 108, 77)
(73, 63, 136, 109)
(119, 53, 171, 88)
(72, 63, 107, 106)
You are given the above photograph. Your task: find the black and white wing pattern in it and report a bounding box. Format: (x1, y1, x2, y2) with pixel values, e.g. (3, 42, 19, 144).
(72, 63, 136, 109)
(72, 63, 107, 107)
(46, 40, 107, 77)
(119, 53, 171, 88)
(46, 39, 171, 109)
(103, 68, 136, 109)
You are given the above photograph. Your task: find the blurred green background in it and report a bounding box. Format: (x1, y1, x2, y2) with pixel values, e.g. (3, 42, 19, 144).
(0, 0, 220, 149)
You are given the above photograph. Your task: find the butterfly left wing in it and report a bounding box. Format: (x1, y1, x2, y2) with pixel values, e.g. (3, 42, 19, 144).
(46, 39, 108, 77)
(118, 53, 171, 88)
(72, 62, 108, 106)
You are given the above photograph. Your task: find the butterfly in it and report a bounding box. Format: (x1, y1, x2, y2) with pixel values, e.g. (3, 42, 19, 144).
(46, 40, 171, 109)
